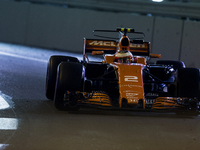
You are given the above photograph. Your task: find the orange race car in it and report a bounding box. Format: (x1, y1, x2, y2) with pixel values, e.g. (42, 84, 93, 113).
(46, 28, 200, 114)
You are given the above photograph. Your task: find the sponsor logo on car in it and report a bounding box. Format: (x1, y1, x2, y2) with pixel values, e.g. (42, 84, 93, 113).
(126, 93, 139, 97)
(89, 41, 146, 48)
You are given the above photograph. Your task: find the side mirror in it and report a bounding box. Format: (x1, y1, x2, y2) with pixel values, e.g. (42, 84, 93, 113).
(92, 51, 104, 55)
(150, 54, 161, 58)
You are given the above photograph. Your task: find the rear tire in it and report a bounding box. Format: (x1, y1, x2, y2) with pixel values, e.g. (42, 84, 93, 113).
(46, 55, 79, 100)
(54, 62, 83, 110)
(156, 60, 185, 70)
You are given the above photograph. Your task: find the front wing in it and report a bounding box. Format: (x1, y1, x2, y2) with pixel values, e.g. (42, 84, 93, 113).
(67, 91, 200, 113)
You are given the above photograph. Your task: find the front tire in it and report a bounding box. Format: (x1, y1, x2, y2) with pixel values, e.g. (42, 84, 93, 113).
(54, 62, 83, 110)
(177, 68, 199, 98)
(46, 55, 79, 100)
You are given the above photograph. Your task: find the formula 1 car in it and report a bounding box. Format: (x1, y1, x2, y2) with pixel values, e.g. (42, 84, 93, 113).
(46, 28, 200, 113)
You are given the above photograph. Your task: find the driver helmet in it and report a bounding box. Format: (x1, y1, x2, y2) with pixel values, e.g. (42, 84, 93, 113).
(115, 50, 133, 63)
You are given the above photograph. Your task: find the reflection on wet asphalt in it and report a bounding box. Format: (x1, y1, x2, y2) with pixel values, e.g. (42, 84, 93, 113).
(0, 42, 200, 150)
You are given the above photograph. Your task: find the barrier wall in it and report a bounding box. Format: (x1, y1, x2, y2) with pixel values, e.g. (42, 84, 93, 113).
(25, 4, 153, 51)
(151, 17, 183, 61)
(181, 21, 200, 68)
(0, 1, 29, 44)
(0, 1, 200, 68)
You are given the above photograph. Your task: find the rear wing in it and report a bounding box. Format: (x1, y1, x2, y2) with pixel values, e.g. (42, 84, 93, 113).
(83, 38, 151, 61)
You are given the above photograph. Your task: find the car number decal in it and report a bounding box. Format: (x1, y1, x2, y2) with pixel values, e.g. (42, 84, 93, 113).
(124, 76, 138, 82)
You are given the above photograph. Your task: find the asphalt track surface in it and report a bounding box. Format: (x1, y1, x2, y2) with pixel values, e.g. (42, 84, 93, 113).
(0, 42, 200, 150)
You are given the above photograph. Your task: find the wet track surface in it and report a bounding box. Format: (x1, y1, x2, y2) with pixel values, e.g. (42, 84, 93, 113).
(0, 43, 200, 150)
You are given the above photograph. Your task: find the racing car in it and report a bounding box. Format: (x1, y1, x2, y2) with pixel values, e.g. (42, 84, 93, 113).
(46, 27, 200, 113)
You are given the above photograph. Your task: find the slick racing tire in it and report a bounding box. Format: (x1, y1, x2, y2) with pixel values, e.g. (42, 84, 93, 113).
(54, 62, 83, 110)
(156, 60, 186, 70)
(46, 55, 79, 100)
(177, 68, 200, 98)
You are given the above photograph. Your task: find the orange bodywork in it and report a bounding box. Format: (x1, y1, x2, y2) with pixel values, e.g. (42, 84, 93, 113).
(80, 62, 145, 108)
(112, 63, 145, 108)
